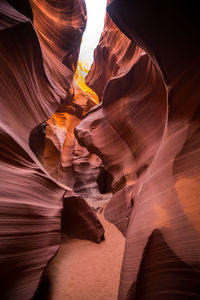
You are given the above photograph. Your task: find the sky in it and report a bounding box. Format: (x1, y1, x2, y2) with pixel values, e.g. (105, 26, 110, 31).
(79, 0, 107, 68)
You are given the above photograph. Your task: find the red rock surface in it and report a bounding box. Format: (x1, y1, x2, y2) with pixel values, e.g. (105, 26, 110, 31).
(31, 0, 107, 204)
(29, 0, 106, 204)
(85, 1, 143, 102)
(1, 0, 200, 299)
(30, 0, 87, 99)
(75, 1, 200, 299)
(0, 1, 104, 299)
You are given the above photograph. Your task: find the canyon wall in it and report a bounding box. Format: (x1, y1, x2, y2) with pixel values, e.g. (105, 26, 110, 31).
(0, 1, 104, 299)
(30, 0, 106, 204)
(76, 0, 200, 299)
(1, 0, 200, 299)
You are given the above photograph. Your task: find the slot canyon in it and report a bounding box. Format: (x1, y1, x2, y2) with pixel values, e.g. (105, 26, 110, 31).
(0, 0, 200, 299)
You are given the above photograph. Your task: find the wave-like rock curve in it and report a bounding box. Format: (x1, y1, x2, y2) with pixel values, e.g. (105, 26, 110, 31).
(75, 1, 200, 299)
(0, 1, 104, 299)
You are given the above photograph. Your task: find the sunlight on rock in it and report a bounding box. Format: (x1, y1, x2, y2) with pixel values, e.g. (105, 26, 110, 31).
(75, 62, 99, 104)
(75, 0, 107, 103)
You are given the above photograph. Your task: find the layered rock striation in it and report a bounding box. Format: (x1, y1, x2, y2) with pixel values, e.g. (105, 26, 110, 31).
(1, 0, 200, 299)
(30, 0, 106, 204)
(0, 1, 104, 299)
(85, 0, 143, 102)
(75, 1, 200, 299)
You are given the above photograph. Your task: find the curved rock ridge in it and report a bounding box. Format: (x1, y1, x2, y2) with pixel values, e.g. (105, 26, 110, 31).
(75, 1, 200, 299)
(0, 1, 104, 299)
(43, 91, 98, 186)
(0, 2, 65, 298)
(30, 0, 87, 100)
(0, 0, 62, 146)
(0, 130, 65, 300)
(107, 0, 200, 85)
(43, 87, 111, 207)
(62, 190, 105, 243)
(76, 54, 167, 234)
(30, 0, 105, 202)
(85, 0, 144, 102)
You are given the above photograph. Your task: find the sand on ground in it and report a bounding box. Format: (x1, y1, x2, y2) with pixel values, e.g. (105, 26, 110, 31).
(46, 214, 125, 300)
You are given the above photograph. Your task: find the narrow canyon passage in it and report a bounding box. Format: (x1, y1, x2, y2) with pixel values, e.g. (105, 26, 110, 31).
(41, 2, 126, 298)
(0, 1, 200, 300)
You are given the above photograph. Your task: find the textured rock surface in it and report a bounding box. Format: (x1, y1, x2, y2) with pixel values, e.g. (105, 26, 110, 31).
(30, 0, 87, 99)
(0, 2, 65, 298)
(29, 0, 106, 204)
(1, 0, 200, 299)
(85, 0, 143, 102)
(30, 0, 107, 205)
(0, 1, 104, 299)
(62, 191, 104, 243)
(75, 1, 200, 299)
(43, 89, 108, 207)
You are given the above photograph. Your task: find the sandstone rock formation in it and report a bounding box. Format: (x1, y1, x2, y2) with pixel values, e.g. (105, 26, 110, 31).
(30, 0, 107, 205)
(85, 0, 143, 102)
(75, 0, 200, 299)
(30, 0, 87, 98)
(0, 1, 104, 299)
(1, 0, 200, 299)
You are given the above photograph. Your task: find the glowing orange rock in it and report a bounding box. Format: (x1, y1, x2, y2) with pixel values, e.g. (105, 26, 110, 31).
(75, 61, 99, 104)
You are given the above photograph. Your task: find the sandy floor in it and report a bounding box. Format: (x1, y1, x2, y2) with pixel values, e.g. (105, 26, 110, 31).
(46, 214, 125, 300)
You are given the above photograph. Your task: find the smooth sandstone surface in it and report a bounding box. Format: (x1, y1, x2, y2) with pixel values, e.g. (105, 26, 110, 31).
(0, 1, 104, 299)
(76, 1, 200, 299)
(1, 0, 200, 299)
